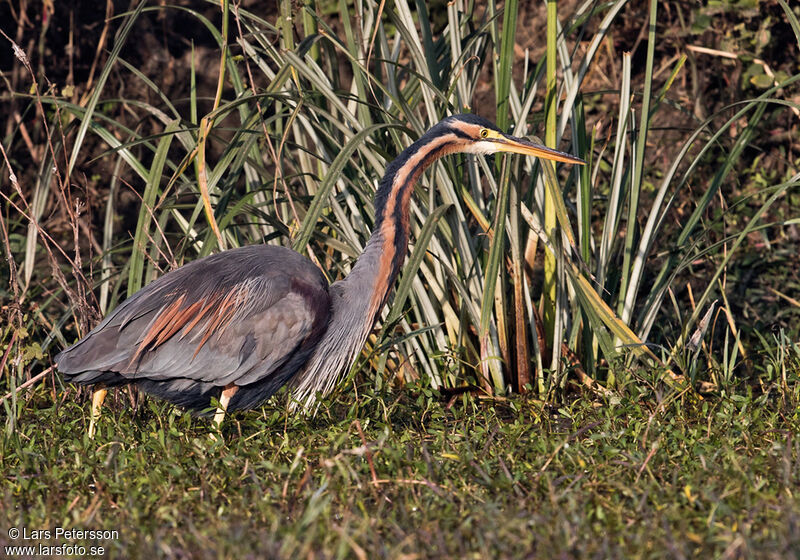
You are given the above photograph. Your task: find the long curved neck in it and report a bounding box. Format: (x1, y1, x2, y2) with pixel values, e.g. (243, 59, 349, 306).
(290, 122, 468, 408)
(339, 124, 462, 318)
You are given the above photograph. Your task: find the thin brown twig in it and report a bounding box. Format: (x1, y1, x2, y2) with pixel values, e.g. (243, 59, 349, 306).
(0, 140, 22, 322)
(0, 367, 53, 405)
(0, 331, 19, 380)
(687, 44, 799, 117)
(353, 419, 379, 487)
(82, 0, 114, 100)
(12, 112, 38, 164)
(634, 440, 660, 484)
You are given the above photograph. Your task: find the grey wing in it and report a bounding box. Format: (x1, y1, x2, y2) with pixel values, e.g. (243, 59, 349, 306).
(56, 246, 331, 408)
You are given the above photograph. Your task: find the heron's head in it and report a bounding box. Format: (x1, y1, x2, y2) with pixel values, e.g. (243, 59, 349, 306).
(437, 114, 584, 164)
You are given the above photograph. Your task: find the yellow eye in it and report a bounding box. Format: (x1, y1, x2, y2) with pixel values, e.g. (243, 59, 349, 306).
(479, 128, 489, 139)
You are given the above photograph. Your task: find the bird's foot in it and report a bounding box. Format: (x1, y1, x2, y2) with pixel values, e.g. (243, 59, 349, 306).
(88, 386, 108, 439)
(210, 384, 238, 440)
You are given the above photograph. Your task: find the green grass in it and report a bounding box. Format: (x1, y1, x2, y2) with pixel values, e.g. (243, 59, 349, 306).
(2, 380, 799, 558)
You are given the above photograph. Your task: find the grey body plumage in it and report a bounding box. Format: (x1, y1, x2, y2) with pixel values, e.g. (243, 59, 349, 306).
(57, 245, 330, 412)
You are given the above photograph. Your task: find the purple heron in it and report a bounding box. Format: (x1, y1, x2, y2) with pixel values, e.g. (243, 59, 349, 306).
(56, 114, 583, 436)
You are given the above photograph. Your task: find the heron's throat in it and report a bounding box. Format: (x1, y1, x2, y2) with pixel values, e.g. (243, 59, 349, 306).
(346, 131, 461, 320)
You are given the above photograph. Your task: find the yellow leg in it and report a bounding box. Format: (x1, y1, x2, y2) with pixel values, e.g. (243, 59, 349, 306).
(88, 386, 107, 439)
(213, 384, 238, 428)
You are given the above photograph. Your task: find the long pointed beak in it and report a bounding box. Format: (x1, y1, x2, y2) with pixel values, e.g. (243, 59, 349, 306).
(497, 134, 585, 165)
